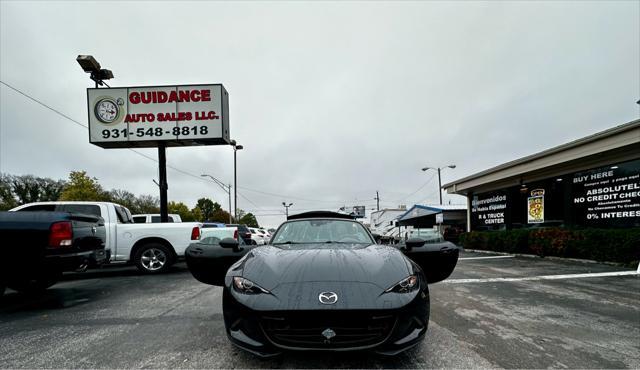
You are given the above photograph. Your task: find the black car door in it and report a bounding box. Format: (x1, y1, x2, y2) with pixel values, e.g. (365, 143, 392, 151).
(397, 234, 459, 284)
(185, 233, 254, 286)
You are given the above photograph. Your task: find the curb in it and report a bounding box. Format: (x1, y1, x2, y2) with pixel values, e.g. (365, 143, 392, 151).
(463, 248, 632, 268)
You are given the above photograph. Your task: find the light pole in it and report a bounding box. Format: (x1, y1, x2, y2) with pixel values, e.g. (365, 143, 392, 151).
(201, 174, 233, 223)
(231, 140, 243, 221)
(282, 202, 293, 218)
(421, 165, 456, 205)
(76, 55, 114, 88)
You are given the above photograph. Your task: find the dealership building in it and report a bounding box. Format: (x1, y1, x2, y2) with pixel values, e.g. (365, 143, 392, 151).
(443, 119, 640, 232)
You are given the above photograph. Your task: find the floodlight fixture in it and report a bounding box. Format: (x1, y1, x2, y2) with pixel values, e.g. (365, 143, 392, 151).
(76, 55, 101, 73)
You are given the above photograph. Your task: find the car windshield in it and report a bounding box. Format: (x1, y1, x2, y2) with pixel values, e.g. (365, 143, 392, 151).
(199, 228, 244, 245)
(271, 219, 374, 245)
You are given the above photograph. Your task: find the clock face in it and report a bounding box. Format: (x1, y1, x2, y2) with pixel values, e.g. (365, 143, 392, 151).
(95, 99, 119, 123)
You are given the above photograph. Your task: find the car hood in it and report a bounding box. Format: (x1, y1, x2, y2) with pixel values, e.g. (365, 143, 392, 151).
(237, 243, 412, 292)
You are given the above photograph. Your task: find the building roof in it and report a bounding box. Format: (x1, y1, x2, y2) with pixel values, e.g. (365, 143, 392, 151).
(443, 118, 640, 195)
(398, 204, 467, 221)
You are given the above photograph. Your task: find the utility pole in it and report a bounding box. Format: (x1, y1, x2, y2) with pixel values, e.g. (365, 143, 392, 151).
(231, 140, 243, 221)
(374, 191, 380, 211)
(228, 184, 233, 224)
(158, 143, 169, 222)
(282, 202, 293, 218)
(437, 168, 442, 205)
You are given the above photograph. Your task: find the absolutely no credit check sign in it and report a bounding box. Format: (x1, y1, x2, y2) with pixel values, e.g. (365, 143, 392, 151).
(87, 84, 230, 148)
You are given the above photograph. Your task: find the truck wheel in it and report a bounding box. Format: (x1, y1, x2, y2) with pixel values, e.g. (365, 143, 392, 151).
(7, 274, 59, 294)
(134, 243, 174, 274)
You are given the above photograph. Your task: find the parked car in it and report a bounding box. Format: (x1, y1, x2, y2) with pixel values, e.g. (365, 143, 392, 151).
(186, 211, 459, 357)
(257, 228, 271, 244)
(132, 214, 182, 223)
(11, 202, 202, 274)
(225, 224, 253, 245)
(248, 227, 266, 245)
(0, 211, 107, 296)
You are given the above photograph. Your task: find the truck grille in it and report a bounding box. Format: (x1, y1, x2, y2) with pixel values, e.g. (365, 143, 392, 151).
(260, 311, 396, 349)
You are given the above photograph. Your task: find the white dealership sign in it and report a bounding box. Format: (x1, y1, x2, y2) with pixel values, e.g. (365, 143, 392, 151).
(87, 84, 230, 148)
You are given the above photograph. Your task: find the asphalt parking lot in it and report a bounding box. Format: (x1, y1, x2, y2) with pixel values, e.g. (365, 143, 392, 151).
(1, 251, 638, 369)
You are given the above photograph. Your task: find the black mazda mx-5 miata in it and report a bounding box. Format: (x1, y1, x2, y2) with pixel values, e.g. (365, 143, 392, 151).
(186, 211, 459, 357)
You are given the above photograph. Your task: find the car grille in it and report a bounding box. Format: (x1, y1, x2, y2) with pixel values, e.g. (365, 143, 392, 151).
(260, 311, 396, 349)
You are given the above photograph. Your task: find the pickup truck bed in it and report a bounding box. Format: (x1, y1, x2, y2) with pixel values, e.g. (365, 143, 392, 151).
(0, 211, 107, 296)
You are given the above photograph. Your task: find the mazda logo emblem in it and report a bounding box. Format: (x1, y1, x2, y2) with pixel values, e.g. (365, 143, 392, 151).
(318, 291, 338, 305)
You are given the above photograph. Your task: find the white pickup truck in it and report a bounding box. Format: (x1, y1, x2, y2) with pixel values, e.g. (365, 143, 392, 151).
(11, 201, 201, 274)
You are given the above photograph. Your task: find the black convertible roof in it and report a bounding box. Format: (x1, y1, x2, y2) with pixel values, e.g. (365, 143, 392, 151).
(287, 211, 356, 221)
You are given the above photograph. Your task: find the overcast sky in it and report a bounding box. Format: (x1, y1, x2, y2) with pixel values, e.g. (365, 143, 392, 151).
(1, 1, 638, 227)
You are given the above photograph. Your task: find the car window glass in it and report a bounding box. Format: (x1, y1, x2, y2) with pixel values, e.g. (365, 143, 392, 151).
(411, 229, 444, 242)
(272, 220, 373, 244)
(15, 204, 56, 212)
(115, 206, 132, 224)
(60, 204, 101, 217)
(200, 236, 222, 245)
(201, 228, 235, 241)
(151, 216, 161, 223)
(133, 216, 146, 223)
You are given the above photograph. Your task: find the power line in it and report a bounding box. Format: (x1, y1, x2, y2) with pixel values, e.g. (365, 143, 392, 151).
(0, 80, 264, 208)
(396, 172, 437, 202)
(236, 185, 344, 204)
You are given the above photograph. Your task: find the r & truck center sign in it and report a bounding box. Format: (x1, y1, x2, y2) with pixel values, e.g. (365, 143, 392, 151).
(87, 84, 230, 148)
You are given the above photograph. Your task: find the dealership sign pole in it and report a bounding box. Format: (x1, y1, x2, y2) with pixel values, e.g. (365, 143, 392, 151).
(86, 83, 230, 222)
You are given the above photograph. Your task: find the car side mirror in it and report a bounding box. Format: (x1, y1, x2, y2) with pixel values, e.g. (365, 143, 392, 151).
(219, 238, 240, 251)
(405, 237, 425, 251)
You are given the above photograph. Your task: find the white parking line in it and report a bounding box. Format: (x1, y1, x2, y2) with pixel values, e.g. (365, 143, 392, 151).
(445, 270, 639, 284)
(459, 256, 515, 260)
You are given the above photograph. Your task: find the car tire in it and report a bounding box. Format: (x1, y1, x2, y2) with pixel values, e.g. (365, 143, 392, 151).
(134, 243, 174, 274)
(7, 273, 59, 294)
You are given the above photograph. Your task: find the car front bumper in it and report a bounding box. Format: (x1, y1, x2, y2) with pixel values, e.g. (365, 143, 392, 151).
(222, 287, 430, 357)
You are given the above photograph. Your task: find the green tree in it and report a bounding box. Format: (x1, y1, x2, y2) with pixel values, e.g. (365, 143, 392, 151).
(37, 177, 66, 201)
(168, 201, 196, 221)
(236, 208, 246, 220)
(108, 189, 137, 212)
(196, 198, 216, 220)
(190, 206, 203, 221)
(0, 173, 67, 210)
(59, 171, 108, 201)
(133, 194, 160, 214)
(239, 212, 259, 228)
(0, 174, 17, 210)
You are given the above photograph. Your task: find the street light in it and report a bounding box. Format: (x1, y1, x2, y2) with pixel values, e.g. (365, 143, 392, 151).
(282, 202, 293, 218)
(421, 165, 456, 205)
(76, 55, 114, 88)
(230, 140, 244, 221)
(201, 174, 233, 223)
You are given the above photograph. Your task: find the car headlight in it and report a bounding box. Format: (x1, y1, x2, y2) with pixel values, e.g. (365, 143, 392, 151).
(232, 277, 270, 294)
(384, 275, 418, 293)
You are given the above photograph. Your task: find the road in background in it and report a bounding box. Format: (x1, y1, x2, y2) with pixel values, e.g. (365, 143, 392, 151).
(1, 253, 638, 368)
